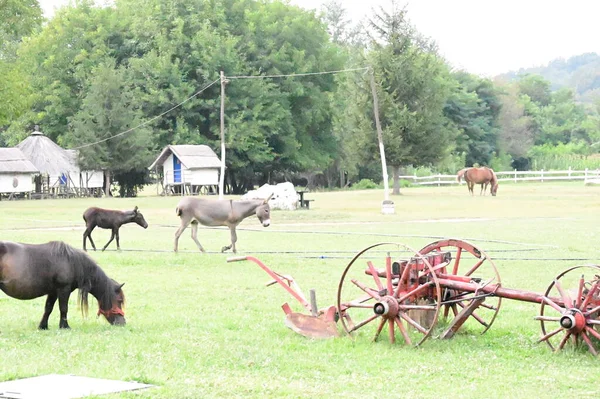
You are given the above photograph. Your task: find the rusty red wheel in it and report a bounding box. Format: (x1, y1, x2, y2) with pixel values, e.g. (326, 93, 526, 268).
(538, 265, 600, 355)
(419, 239, 502, 337)
(337, 243, 442, 346)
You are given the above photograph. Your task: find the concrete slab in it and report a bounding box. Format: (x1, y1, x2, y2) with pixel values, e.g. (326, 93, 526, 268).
(0, 374, 153, 399)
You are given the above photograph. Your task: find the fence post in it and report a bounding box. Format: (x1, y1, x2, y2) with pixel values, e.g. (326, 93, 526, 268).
(568, 166, 572, 179)
(413, 173, 417, 184)
(514, 169, 517, 183)
(585, 168, 589, 180)
(437, 175, 441, 187)
(541, 169, 544, 182)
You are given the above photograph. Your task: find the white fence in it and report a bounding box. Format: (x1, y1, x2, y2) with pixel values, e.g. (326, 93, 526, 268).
(400, 168, 600, 186)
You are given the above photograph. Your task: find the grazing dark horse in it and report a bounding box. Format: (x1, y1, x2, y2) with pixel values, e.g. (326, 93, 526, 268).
(457, 167, 499, 196)
(83, 206, 148, 251)
(174, 194, 273, 253)
(0, 240, 126, 329)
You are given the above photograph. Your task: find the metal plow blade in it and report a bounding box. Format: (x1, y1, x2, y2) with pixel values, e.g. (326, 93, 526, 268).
(284, 312, 339, 339)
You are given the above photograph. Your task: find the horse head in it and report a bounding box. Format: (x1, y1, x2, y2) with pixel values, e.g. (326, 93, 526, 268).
(491, 182, 499, 196)
(132, 206, 149, 229)
(255, 193, 273, 227)
(97, 281, 126, 326)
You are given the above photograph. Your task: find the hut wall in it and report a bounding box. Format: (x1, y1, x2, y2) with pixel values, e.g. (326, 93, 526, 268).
(82, 171, 104, 188)
(190, 169, 219, 185)
(0, 173, 34, 193)
(162, 154, 189, 185)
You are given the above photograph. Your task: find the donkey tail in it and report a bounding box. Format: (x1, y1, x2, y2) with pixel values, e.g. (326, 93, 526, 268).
(176, 207, 182, 217)
(457, 168, 469, 183)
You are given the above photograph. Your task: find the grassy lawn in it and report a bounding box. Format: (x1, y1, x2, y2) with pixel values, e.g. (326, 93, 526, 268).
(1, 182, 600, 398)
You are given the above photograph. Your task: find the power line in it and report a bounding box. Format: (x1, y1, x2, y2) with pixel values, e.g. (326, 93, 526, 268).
(228, 67, 369, 80)
(69, 66, 369, 150)
(71, 78, 220, 150)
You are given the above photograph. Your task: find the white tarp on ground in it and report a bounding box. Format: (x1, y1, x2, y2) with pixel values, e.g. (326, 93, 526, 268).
(241, 182, 297, 210)
(0, 374, 153, 399)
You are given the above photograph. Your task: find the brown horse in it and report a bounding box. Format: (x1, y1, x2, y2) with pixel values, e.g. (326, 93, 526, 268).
(457, 167, 499, 196)
(0, 240, 126, 329)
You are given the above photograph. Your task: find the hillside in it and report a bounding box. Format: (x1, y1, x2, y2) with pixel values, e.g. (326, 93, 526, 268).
(498, 52, 600, 103)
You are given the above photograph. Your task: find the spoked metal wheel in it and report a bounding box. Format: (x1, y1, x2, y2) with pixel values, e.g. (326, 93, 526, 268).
(537, 265, 600, 355)
(419, 239, 502, 337)
(337, 243, 442, 346)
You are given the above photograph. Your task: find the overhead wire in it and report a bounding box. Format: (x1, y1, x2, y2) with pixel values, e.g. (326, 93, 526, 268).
(68, 66, 369, 149)
(71, 78, 220, 150)
(227, 67, 369, 80)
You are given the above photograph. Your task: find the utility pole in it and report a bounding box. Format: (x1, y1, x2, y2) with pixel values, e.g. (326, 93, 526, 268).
(219, 71, 228, 200)
(369, 69, 395, 214)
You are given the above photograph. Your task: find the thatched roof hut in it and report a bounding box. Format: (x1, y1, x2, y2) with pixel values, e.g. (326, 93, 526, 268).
(0, 148, 38, 174)
(16, 127, 78, 178)
(0, 148, 38, 194)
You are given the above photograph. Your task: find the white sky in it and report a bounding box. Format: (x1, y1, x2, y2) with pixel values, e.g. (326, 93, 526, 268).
(38, 0, 600, 77)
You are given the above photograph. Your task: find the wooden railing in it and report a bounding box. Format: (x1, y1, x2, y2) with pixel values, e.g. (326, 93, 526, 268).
(164, 170, 194, 184)
(398, 168, 600, 186)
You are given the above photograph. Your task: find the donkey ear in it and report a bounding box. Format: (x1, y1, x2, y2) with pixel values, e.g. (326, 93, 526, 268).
(263, 193, 274, 204)
(133, 206, 138, 213)
(116, 283, 125, 292)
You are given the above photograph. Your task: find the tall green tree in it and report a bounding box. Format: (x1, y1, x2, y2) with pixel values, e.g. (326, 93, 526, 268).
(65, 61, 153, 196)
(6, 1, 113, 144)
(496, 82, 534, 169)
(346, 4, 456, 194)
(518, 74, 552, 106)
(0, 0, 42, 131)
(444, 72, 501, 167)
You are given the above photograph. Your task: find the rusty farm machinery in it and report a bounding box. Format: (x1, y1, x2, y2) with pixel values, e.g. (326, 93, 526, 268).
(228, 238, 600, 355)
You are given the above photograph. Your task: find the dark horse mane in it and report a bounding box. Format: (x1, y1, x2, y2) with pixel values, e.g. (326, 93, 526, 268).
(47, 241, 124, 316)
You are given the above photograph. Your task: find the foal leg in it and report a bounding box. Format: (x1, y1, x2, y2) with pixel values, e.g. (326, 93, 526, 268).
(57, 289, 71, 329)
(190, 221, 205, 253)
(174, 215, 193, 252)
(115, 228, 121, 251)
(221, 226, 238, 253)
(83, 225, 97, 251)
(39, 293, 57, 330)
(102, 228, 117, 251)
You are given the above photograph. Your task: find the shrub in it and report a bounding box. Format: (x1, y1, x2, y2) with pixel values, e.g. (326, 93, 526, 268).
(351, 178, 378, 190)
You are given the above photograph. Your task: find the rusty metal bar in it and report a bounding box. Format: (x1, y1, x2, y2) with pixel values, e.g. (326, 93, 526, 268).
(437, 278, 563, 306)
(441, 297, 486, 339)
(228, 256, 312, 312)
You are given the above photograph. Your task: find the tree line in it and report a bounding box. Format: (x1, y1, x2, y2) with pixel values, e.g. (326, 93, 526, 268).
(2, 0, 600, 195)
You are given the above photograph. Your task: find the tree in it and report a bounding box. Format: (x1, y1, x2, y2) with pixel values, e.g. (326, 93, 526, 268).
(444, 72, 501, 167)
(496, 83, 534, 168)
(348, 4, 456, 194)
(0, 0, 42, 130)
(0, 0, 42, 58)
(518, 74, 552, 106)
(65, 61, 154, 196)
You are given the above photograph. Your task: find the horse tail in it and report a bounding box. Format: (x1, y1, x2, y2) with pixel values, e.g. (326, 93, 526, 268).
(78, 287, 90, 317)
(457, 168, 469, 183)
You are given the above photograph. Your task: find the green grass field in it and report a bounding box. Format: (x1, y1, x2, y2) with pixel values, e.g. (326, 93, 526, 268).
(2, 182, 600, 398)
